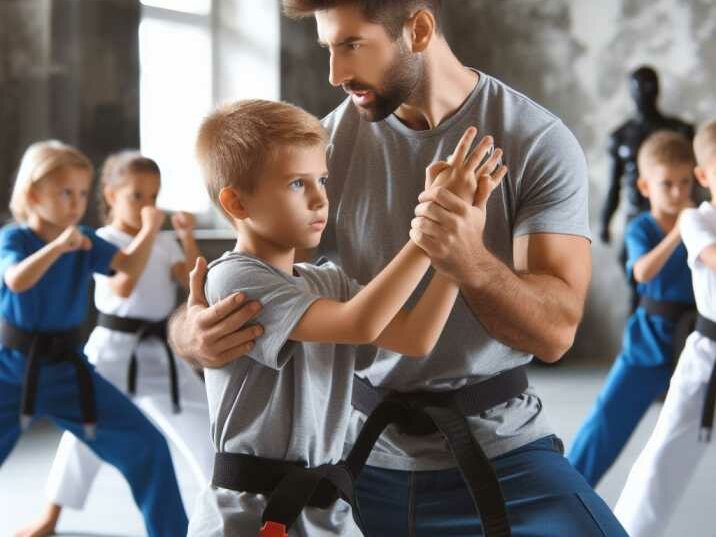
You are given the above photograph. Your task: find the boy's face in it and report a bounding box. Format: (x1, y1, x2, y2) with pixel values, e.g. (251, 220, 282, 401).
(695, 153, 716, 199)
(239, 144, 329, 250)
(638, 161, 693, 216)
(315, 5, 423, 122)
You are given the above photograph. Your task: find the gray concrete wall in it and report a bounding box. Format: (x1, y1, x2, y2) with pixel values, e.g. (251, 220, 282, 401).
(280, 0, 716, 362)
(0, 0, 140, 225)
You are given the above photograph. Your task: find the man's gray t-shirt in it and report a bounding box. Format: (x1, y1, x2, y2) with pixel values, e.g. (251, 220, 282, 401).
(188, 252, 364, 537)
(321, 70, 591, 471)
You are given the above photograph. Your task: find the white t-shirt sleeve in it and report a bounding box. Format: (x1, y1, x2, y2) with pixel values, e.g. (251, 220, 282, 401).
(680, 208, 716, 268)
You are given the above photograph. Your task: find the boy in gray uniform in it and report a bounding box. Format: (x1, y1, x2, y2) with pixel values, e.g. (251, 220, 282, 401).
(187, 99, 505, 536)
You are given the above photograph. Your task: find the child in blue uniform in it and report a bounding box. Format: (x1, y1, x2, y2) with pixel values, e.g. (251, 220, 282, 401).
(567, 131, 696, 486)
(1, 141, 188, 537)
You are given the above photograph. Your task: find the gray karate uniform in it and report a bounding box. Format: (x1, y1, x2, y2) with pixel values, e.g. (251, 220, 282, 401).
(188, 252, 364, 536)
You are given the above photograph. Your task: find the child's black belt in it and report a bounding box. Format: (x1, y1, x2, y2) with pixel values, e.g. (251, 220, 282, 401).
(96, 312, 181, 413)
(694, 314, 716, 442)
(211, 452, 363, 537)
(345, 365, 530, 537)
(0, 318, 96, 437)
(639, 296, 697, 361)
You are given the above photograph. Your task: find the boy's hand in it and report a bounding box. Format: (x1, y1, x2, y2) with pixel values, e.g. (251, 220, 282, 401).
(141, 206, 166, 234)
(171, 212, 195, 239)
(54, 226, 92, 253)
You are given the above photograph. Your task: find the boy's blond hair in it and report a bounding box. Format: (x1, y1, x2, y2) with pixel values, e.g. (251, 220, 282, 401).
(9, 140, 93, 223)
(637, 130, 695, 177)
(693, 119, 716, 166)
(196, 99, 327, 217)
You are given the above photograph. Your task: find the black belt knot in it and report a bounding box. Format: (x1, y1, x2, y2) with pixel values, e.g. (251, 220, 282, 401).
(97, 312, 181, 413)
(0, 318, 96, 438)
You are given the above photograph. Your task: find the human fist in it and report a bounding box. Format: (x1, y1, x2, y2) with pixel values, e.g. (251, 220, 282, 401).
(54, 226, 92, 253)
(171, 212, 195, 238)
(140, 206, 166, 234)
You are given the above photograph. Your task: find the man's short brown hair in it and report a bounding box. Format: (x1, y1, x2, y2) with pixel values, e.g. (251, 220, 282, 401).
(196, 99, 327, 215)
(282, 0, 443, 39)
(694, 119, 716, 166)
(637, 130, 695, 176)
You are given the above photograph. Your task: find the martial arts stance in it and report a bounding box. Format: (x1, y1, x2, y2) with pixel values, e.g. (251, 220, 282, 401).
(17, 150, 212, 537)
(615, 119, 716, 536)
(568, 131, 696, 486)
(0, 141, 187, 537)
(187, 100, 504, 536)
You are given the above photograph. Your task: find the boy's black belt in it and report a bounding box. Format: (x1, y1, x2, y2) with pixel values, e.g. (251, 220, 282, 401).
(694, 314, 716, 442)
(0, 318, 96, 437)
(212, 452, 363, 537)
(639, 296, 697, 361)
(345, 365, 530, 537)
(96, 312, 181, 413)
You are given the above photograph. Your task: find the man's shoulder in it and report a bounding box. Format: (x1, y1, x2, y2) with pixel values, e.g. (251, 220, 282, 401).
(479, 72, 560, 127)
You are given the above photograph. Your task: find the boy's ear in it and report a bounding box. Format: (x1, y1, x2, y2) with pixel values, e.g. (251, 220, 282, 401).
(219, 186, 249, 220)
(103, 185, 115, 207)
(636, 176, 650, 198)
(694, 166, 709, 188)
(407, 9, 435, 53)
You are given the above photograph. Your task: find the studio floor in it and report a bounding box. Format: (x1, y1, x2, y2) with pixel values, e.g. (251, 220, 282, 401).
(0, 362, 713, 536)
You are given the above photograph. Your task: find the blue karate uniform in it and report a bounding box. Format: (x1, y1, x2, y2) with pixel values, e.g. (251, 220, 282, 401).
(567, 212, 695, 486)
(0, 224, 187, 537)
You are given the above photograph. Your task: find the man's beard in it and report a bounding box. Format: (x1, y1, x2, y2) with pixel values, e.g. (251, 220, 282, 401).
(346, 43, 423, 122)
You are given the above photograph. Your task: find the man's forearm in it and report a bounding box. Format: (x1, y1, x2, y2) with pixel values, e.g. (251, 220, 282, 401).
(168, 303, 198, 367)
(460, 251, 584, 362)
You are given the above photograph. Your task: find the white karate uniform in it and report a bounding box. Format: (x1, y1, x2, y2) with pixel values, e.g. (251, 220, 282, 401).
(615, 202, 716, 537)
(45, 226, 212, 510)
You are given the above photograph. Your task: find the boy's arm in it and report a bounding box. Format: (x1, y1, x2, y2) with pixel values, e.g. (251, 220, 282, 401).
(109, 207, 164, 296)
(373, 273, 458, 356)
(4, 226, 91, 293)
(170, 212, 201, 289)
(631, 224, 683, 283)
(374, 151, 507, 357)
(290, 127, 489, 345)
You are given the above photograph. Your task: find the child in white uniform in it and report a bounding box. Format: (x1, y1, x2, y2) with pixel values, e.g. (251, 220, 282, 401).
(17, 151, 212, 537)
(615, 119, 716, 536)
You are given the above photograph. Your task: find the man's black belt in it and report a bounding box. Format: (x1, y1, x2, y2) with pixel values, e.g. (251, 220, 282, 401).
(345, 366, 530, 537)
(639, 296, 697, 362)
(0, 319, 96, 437)
(212, 452, 364, 537)
(694, 314, 716, 442)
(97, 312, 181, 413)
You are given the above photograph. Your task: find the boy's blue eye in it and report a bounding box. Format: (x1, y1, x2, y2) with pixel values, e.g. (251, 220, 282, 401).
(290, 179, 304, 191)
(319, 176, 328, 187)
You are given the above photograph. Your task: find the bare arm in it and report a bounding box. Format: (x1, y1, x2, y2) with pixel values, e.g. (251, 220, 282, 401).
(412, 184, 591, 363)
(631, 225, 682, 283)
(4, 226, 91, 293)
(170, 212, 201, 289)
(109, 207, 163, 297)
(374, 144, 507, 357)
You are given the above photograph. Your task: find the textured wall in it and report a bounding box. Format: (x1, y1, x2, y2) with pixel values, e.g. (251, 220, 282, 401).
(0, 0, 140, 225)
(280, 0, 716, 361)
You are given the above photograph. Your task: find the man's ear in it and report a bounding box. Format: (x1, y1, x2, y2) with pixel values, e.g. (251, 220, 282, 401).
(694, 166, 709, 188)
(219, 186, 249, 220)
(636, 176, 650, 198)
(407, 9, 435, 53)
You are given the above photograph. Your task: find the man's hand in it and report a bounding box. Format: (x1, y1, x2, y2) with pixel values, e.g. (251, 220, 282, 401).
(169, 257, 264, 368)
(411, 147, 507, 282)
